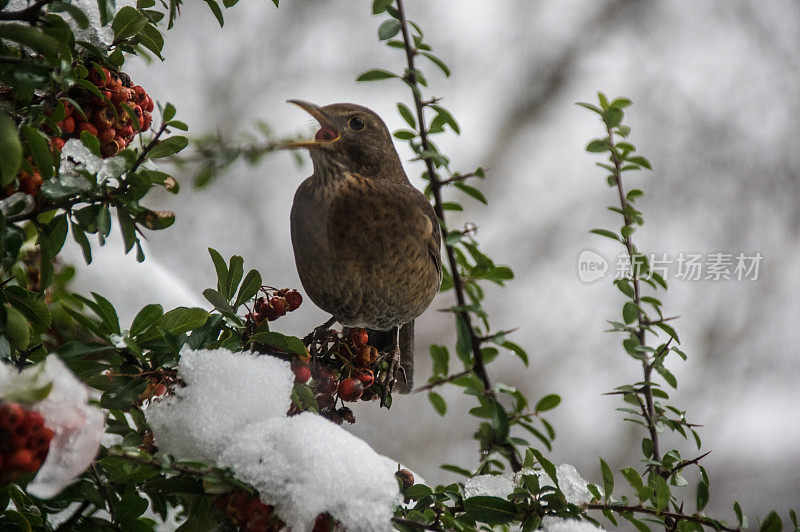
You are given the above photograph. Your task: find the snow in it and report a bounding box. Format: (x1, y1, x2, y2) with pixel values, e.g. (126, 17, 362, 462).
(541, 516, 605, 532)
(59, 139, 126, 185)
(0, 356, 105, 499)
(464, 463, 592, 506)
(4, 0, 137, 47)
(145, 347, 402, 531)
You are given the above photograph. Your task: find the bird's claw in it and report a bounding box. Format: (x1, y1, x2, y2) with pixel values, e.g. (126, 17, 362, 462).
(380, 345, 403, 408)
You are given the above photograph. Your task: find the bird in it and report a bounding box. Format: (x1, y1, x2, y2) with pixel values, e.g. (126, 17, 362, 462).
(284, 100, 442, 405)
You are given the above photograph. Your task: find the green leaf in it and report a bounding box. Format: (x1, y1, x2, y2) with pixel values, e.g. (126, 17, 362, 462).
(130, 304, 164, 337)
(760, 512, 782, 532)
(463, 496, 517, 526)
(653, 321, 680, 343)
(653, 475, 670, 511)
(249, 331, 307, 356)
(627, 155, 652, 170)
(620, 467, 649, 502)
(599, 458, 614, 499)
(0, 112, 22, 186)
(203, 0, 224, 26)
(22, 126, 53, 180)
(70, 219, 92, 264)
(696, 480, 709, 512)
(429, 344, 448, 376)
(148, 136, 189, 158)
(112, 6, 148, 42)
(622, 302, 639, 324)
(224, 255, 244, 300)
(208, 248, 228, 293)
(378, 19, 401, 40)
(234, 269, 262, 308)
(428, 392, 446, 416)
(534, 393, 560, 413)
(372, 0, 393, 14)
(90, 292, 121, 335)
(589, 228, 619, 241)
(420, 51, 450, 77)
(80, 129, 101, 157)
(139, 307, 209, 342)
(41, 214, 68, 258)
(454, 183, 487, 204)
(356, 69, 397, 82)
(431, 105, 459, 134)
(397, 103, 416, 128)
(6, 286, 51, 329)
(0, 24, 60, 60)
(586, 139, 608, 153)
(163, 102, 177, 122)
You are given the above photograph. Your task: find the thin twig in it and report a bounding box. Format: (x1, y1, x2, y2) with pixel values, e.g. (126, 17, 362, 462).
(411, 369, 470, 393)
(607, 126, 662, 469)
(0, 0, 58, 22)
(586, 503, 739, 532)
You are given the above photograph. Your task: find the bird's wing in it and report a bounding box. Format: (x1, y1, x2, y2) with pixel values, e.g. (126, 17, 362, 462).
(327, 173, 441, 278)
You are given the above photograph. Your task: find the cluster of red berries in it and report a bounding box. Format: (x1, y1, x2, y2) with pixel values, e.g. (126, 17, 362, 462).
(215, 490, 282, 532)
(51, 65, 154, 159)
(0, 401, 53, 483)
(246, 288, 302, 326)
(288, 328, 382, 425)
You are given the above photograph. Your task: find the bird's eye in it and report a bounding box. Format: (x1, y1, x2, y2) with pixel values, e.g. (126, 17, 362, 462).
(348, 117, 365, 130)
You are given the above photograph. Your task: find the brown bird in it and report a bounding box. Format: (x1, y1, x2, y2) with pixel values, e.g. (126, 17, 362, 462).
(285, 100, 442, 404)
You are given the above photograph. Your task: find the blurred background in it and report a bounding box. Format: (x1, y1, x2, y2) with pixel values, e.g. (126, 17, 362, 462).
(61, 0, 800, 525)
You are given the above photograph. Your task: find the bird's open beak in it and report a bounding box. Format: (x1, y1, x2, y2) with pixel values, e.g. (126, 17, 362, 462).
(281, 99, 341, 149)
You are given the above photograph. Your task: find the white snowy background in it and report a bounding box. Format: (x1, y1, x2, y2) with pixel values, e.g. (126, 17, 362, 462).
(59, 0, 800, 526)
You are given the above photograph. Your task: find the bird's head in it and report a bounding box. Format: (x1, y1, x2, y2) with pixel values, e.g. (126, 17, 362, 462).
(284, 100, 404, 181)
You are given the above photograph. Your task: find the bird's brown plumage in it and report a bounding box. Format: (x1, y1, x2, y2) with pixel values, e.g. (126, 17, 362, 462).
(289, 102, 441, 331)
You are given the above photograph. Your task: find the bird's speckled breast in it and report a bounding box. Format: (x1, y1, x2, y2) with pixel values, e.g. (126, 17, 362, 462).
(290, 173, 440, 330)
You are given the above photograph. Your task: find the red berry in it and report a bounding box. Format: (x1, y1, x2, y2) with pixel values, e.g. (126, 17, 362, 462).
(62, 101, 74, 117)
(337, 377, 364, 402)
(117, 125, 134, 138)
(348, 328, 369, 349)
(141, 110, 152, 130)
(284, 290, 302, 311)
(270, 297, 288, 316)
(25, 411, 45, 432)
(0, 402, 24, 430)
(101, 139, 122, 157)
(51, 137, 66, 152)
(7, 448, 37, 473)
(109, 88, 129, 106)
(293, 365, 311, 384)
(58, 116, 75, 134)
(19, 171, 42, 195)
(98, 127, 116, 142)
(92, 106, 114, 129)
(357, 370, 374, 388)
(88, 66, 110, 87)
(78, 122, 98, 137)
(154, 383, 167, 397)
(131, 85, 147, 105)
(30, 426, 54, 450)
(143, 95, 154, 112)
(395, 468, 415, 490)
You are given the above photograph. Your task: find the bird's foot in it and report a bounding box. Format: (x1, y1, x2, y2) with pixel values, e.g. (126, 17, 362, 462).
(380, 345, 407, 408)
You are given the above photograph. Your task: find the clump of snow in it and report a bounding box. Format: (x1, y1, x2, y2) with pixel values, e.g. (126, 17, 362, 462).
(463, 471, 516, 499)
(464, 463, 592, 506)
(146, 348, 401, 532)
(4, 0, 137, 47)
(220, 413, 401, 531)
(59, 139, 126, 185)
(0, 356, 105, 498)
(145, 347, 294, 463)
(541, 516, 605, 532)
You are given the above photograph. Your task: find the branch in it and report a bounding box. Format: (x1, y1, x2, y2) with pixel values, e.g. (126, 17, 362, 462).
(586, 503, 740, 532)
(606, 126, 662, 469)
(395, 0, 493, 396)
(411, 369, 470, 393)
(0, 0, 58, 22)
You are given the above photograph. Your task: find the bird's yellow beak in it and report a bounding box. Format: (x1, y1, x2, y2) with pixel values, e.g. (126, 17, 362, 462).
(281, 99, 341, 149)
